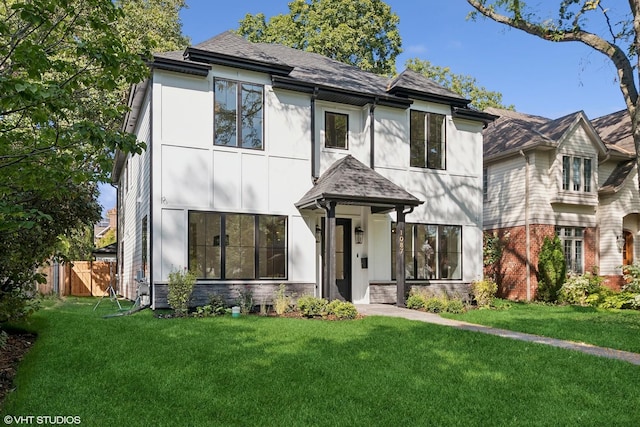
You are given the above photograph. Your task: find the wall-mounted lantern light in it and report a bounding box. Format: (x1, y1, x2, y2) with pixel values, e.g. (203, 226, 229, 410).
(355, 226, 364, 244)
(315, 224, 322, 243)
(616, 234, 625, 252)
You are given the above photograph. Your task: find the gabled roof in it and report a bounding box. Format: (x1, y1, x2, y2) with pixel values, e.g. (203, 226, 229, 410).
(483, 108, 607, 161)
(592, 109, 635, 155)
(295, 155, 422, 211)
(387, 69, 469, 106)
(600, 160, 635, 194)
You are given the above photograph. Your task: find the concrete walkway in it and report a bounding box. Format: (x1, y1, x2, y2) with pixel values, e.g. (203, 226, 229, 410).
(356, 304, 640, 366)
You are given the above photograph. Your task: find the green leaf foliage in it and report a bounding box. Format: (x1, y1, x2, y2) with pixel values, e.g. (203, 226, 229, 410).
(237, 0, 401, 75)
(537, 235, 567, 302)
(406, 58, 515, 111)
(0, 0, 189, 323)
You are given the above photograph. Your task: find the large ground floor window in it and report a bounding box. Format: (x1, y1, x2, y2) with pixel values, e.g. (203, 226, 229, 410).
(188, 211, 287, 280)
(556, 226, 583, 274)
(391, 223, 462, 280)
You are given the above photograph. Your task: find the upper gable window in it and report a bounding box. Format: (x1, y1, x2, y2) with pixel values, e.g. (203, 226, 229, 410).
(410, 110, 446, 170)
(562, 155, 592, 192)
(325, 112, 348, 149)
(214, 79, 263, 150)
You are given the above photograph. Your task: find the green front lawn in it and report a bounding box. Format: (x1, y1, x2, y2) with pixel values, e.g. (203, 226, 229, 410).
(442, 301, 640, 353)
(2, 298, 639, 426)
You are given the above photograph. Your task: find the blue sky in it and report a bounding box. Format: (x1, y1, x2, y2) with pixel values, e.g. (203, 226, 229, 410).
(98, 0, 628, 215)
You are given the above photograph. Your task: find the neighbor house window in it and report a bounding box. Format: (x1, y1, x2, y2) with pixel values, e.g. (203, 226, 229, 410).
(410, 110, 446, 170)
(189, 211, 286, 279)
(556, 226, 584, 273)
(391, 223, 461, 280)
(483, 168, 488, 201)
(214, 79, 263, 149)
(325, 112, 348, 149)
(562, 155, 592, 192)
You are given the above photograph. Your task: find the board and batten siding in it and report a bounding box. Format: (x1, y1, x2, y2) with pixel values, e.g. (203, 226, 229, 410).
(150, 69, 316, 286)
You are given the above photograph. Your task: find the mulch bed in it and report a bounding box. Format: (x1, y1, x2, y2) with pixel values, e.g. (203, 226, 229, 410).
(0, 332, 35, 407)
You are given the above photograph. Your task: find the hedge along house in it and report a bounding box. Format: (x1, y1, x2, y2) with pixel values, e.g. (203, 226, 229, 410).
(113, 31, 495, 309)
(482, 107, 638, 300)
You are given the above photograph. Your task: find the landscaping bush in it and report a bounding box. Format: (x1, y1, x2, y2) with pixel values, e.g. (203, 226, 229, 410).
(296, 295, 328, 317)
(537, 235, 566, 302)
(273, 284, 293, 315)
(167, 268, 196, 316)
(470, 278, 497, 308)
(236, 288, 254, 314)
(326, 300, 358, 319)
(194, 294, 228, 317)
(445, 298, 466, 314)
(558, 272, 603, 306)
(622, 262, 640, 293)
(425, 296, 446, 313)
(406, 289, 427, 310)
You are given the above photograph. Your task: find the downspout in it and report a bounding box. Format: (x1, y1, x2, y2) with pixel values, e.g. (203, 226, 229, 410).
(148, 74, 154, 308)
(369, 98, 378, 170)
(110, 182, 119, 295)
(311, 87, 319, 180)
(520, 150, 531, 301)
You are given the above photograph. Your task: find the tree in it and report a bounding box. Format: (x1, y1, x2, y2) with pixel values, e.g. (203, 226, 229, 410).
(237, 0, 401, 75)
(466, 0, 640, 193)
(0, 0, 188, 323)
(537, 235, 566, 302)
(406, 58, 515, 111)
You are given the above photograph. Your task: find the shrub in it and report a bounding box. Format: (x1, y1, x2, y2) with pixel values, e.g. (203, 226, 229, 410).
(327, 300, 358, 319)
(236, 288, 254, 314)
(273, 284, 292, 315)
(208, 293, 228, 315)
(622, 263, 640, 293)
(471, 278, 497, 308)
(167, 268, 196, 316)
(599, 291, 637, 310)
(297, 295, 328, 317)
(424, 296, 446, 313)
(559, 272, 603, 306)
(0, 330, 7, 351)
(537, 235, 566, 302)
(406, 289, 427, 310)
(445, 298, 466, 314)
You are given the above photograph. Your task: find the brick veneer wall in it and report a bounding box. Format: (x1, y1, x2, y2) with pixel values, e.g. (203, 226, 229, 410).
(484, 224, 598, 300)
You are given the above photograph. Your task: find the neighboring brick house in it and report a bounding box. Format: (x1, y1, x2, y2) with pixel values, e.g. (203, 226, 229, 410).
(483, 108, 637, 300)
(113, 31, 495, 308)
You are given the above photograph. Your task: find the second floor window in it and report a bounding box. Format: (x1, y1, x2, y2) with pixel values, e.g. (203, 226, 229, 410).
(562, 156, 592, 192)
(325, 112, 348, 149)
(410, 110, 446, 170)
(214, 79, 263, 149)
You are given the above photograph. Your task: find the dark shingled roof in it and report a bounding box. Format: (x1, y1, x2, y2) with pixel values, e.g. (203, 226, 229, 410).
(296, 155, 422, 210)
(600, 160, 635, 194)
(150, 31, 494, 119)
(483, 108, 607, 160)
(592, 109, 634, 155)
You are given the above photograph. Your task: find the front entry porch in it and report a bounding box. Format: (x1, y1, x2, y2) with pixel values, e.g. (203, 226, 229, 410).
(296, 155, 423, 306)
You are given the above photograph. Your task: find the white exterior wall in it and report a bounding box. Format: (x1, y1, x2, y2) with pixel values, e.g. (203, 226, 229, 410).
(117, 64, 488, 305)
(151, 68, 316, 288)
(119, 88, 152, 300)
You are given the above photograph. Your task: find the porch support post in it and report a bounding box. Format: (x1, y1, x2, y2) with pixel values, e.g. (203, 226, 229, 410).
(323, 201, 337, 301)
(396, 205, 407, 307)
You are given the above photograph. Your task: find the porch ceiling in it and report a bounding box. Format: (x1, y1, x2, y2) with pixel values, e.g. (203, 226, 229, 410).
(295, 155, 423, 212)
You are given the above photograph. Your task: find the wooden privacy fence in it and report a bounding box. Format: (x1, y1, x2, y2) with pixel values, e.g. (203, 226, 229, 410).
(39, 261, 116, 297)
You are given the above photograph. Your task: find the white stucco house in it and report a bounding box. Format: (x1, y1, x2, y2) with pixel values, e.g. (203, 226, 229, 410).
(113, 31, 495, 309)
(482, 107, 637, 300)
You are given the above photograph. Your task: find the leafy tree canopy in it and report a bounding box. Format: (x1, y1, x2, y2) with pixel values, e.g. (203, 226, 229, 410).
(0, 0, 188, 322)
(406, 58, 515, 111)
(237, 0, 402, 75)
